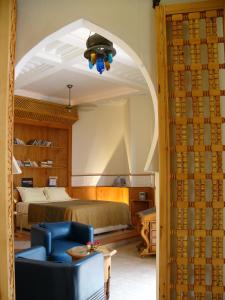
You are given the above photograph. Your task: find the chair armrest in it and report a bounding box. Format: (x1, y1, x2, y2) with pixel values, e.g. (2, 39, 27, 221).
(72, 252, 104, 300)
(70, 222, 94, 244)
(31, 225, 52, 256)
(15, 246, 46, 261)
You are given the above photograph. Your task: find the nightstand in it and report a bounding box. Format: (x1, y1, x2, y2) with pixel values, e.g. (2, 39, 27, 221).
(130, 199, 153, 226)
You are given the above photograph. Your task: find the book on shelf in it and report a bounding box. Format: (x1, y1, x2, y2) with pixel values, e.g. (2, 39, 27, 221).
(23, 160, 32, 167)
(14, 137, 25, 145)
(31, 161, 39, 167)
(26, 139, 38, 145)
(41, 140, 52, 147)
(40, 160, 54, 168)
(48, 176, 58, 187)
(21, 177, 33, 187)
(26, 139, 52, 147)
(18, 160, 39, 167)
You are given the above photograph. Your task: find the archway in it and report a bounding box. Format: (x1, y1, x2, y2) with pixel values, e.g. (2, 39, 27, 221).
(15, 18, 158, 170)
(15, 18, 159, 299)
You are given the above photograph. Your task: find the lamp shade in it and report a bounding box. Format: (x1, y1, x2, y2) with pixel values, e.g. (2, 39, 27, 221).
(12, 156, 22, 175)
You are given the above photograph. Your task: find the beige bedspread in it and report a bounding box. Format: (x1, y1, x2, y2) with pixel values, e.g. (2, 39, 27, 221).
(28, 200, 130, 228)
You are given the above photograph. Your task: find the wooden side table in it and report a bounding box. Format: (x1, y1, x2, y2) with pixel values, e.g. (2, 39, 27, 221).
(136, 207, 156, 257)
(67, 245, 116, 299)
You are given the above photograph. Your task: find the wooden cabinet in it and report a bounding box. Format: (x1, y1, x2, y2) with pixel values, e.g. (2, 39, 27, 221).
(13, 118, 72, 188)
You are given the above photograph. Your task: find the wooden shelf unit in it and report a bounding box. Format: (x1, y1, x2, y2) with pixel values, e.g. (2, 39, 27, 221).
(13, 118, 72, 188)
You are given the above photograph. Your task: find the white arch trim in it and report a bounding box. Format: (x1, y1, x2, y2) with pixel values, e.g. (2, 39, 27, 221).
(15, 18, 158, 171)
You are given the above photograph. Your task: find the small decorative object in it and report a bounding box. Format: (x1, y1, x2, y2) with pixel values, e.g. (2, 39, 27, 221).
(139, 192, 147, 201)
(21, 178, 33, 187)
(84, 33, 116, 74)
(48, 176, 58, 187)
(86, 240, 100, 252)
(113, 176, 126, 187)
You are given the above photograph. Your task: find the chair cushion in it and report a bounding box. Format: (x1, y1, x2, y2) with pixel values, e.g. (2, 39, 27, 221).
(50, 240, 82, 263)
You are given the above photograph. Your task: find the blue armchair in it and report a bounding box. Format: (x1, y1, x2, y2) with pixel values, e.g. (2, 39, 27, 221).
(31, 221, 94, 262)
(15, 246, 104, 300)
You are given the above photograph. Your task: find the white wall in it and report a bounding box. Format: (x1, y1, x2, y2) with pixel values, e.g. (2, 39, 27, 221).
(72, 103, 129, 175)
(72, 93, 153, 185)
(16, 0, 157, 84)
(126, 94, 154, 173)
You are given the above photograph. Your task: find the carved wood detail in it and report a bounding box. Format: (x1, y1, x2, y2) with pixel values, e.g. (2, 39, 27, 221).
(9, 1, 16, 298)
(137, 211, 156, 256)
(157, 1, 225, 299)
(14, 95, 78, 125)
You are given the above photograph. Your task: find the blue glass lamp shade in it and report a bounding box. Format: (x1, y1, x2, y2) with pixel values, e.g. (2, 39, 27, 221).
(84, 33, 116, 74)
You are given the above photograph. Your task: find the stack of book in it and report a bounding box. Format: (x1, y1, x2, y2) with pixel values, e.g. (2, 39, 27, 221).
(19, 160, 39, 167)
(40, 160, 53, 168)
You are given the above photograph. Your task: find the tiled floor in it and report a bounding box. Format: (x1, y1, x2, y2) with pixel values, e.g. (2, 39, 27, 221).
(110, 240, 156, 300)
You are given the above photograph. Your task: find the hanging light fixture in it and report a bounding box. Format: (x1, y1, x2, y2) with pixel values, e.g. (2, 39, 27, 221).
(66, 84, 73, 112)
(84, 33, 116, 75)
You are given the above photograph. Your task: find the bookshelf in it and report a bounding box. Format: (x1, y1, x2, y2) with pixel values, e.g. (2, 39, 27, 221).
(13, 118, 72, 187)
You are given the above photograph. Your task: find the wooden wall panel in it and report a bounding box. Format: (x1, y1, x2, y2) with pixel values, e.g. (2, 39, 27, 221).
(96, 187, 129, 205)
(70, 186, 97, 200)
(0, 0, 16, 299)
(70, 186, 155, 207)
(157, 1, 225, 299)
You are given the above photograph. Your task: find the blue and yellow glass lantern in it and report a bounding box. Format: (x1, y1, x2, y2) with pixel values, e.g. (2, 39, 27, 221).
(84, 33, 116, 75)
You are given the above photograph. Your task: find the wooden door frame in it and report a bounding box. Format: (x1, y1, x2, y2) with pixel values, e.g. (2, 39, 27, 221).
(156, 1, 225, 299)
(0, 0, 16, 299)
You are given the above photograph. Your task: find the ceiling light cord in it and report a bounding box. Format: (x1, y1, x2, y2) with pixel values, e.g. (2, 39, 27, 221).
(66, 84, 73, 112)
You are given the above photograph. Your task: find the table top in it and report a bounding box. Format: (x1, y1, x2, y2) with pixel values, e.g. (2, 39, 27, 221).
(67, 245, 117, 260)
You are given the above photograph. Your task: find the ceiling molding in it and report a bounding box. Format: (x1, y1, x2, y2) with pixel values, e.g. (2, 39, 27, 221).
(15, 26, 147, 107)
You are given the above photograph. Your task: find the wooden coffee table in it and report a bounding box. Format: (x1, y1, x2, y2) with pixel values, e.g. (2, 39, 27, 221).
(67, 245, 117, 299)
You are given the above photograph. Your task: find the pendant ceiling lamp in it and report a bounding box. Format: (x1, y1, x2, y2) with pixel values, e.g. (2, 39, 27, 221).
(84, 33, 116, 75)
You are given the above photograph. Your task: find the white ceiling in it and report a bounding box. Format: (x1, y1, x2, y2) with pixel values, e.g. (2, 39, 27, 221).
(15, 27, 148, 106)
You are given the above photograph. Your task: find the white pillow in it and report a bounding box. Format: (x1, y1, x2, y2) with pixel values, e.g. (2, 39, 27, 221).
(17, 187, 47, 203)
(43, 187, 71, 202)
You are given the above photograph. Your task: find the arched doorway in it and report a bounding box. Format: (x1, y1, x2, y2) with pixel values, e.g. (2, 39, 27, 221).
(15, 18, 159, 299)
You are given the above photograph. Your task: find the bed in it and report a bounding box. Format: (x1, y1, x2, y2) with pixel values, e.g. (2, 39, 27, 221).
(15, 187, 131, 234)
(28, 199, 130, 232)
